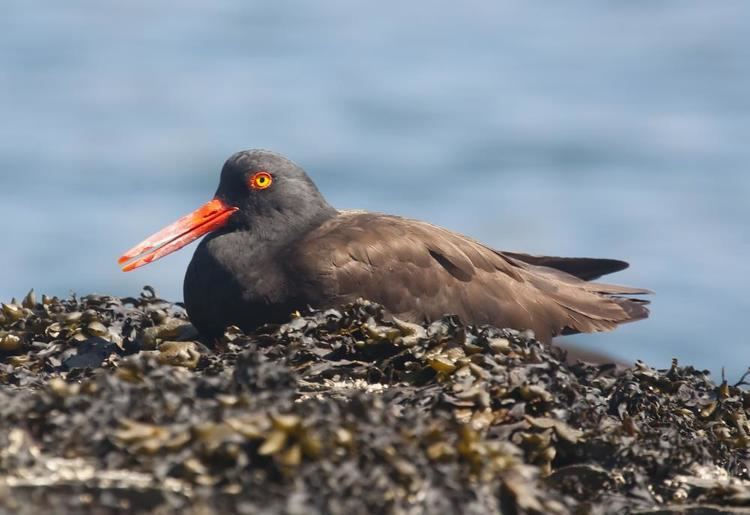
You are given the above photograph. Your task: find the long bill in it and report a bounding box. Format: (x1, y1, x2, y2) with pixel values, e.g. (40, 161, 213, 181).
(118, 198, 239, 272)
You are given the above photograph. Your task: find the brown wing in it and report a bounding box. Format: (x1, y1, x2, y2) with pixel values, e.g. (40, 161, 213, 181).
(502, 252, 629, 281)
(287, 211, 650, 342)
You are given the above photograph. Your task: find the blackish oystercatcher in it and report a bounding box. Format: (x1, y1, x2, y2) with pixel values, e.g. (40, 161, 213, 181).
(119, 150, 650, 340)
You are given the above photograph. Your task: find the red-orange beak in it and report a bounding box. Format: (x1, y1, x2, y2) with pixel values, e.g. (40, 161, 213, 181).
(118, 198, 239, 272)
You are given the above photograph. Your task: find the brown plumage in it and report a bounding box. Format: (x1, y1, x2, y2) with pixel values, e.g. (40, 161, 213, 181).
(120, 150, 651, 342)
(286, 211, 650, 342)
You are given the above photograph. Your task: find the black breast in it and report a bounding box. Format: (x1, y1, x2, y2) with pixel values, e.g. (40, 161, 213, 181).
(183, 231, 303, 336)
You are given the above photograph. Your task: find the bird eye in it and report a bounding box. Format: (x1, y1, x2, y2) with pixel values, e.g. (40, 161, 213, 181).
(249, 172, 273, 190)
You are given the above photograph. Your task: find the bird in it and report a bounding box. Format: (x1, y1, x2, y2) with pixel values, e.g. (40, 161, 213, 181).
(119, 149, 650, 342)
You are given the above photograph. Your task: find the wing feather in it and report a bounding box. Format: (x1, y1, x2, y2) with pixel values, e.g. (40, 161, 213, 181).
(287, 212, 650, 341)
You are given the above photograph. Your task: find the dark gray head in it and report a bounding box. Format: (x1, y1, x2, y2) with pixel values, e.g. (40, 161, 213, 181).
(118, 150, 337, 272)
(215, 150, 337, 237)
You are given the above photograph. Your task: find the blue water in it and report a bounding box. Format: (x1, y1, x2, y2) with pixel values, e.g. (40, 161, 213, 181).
(1, 1, 748, 377)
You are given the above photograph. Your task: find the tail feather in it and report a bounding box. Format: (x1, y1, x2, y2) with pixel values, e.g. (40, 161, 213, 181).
(584, 282, 653, 296)
(612, 297, 650, 323)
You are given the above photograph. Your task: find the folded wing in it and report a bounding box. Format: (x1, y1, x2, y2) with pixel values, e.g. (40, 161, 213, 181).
(288, 212, 650, 342)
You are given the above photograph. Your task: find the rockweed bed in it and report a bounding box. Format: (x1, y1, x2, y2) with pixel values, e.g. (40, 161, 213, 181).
(0, 288, 749, 514)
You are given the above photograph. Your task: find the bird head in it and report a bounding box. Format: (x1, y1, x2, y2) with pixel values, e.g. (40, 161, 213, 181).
(118, 150, 333, 272)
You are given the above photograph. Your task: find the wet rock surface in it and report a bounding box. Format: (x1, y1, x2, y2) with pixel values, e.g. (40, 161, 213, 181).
(0, 287, 749, 514)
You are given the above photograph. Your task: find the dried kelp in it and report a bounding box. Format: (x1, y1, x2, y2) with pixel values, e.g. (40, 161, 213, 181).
(0, 288, 748, 514)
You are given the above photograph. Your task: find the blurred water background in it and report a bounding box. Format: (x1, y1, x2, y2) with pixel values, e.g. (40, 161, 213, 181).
(1, 1, 748, 377)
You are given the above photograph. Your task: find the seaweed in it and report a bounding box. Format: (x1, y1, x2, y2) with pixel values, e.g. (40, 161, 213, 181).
(0, 288, 748, 514)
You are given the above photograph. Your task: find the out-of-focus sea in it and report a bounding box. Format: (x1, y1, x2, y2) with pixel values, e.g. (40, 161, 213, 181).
(1, 1, 748, 377)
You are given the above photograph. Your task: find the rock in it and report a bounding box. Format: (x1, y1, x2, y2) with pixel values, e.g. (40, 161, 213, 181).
(62, 337, 118, 370)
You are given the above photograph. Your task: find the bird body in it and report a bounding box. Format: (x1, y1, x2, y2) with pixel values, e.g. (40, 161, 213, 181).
(120, 150, 650, 341)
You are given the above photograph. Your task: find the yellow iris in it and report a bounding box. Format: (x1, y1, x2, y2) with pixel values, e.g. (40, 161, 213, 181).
(251, 172, 272, 190)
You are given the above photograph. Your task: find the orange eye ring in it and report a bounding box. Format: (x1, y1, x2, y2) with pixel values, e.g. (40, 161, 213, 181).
(249, 171, 273, 190)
